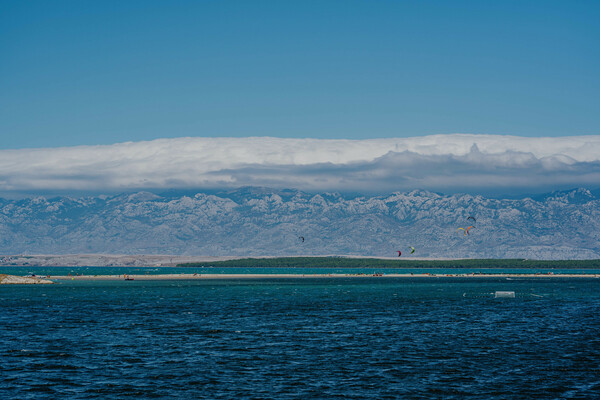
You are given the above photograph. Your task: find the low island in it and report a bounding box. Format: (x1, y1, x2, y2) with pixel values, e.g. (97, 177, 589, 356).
(2, 257, 600, 282)
(0, 274, 53, 284)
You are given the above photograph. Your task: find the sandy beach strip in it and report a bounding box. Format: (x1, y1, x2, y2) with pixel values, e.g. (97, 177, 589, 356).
(45, 273, 600, 281)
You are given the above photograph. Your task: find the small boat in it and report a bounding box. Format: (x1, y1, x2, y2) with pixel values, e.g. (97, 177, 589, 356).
(124, 277, 134, 281)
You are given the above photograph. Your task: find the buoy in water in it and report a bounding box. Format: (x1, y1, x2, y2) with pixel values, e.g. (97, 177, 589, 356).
(494, 291, 515, 298)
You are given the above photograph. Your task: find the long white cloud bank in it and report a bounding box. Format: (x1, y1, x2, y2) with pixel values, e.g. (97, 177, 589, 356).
(2, 134, 600, 195)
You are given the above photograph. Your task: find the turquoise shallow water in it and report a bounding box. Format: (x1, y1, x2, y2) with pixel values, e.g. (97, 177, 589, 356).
(2, 265, 600, 276)
(1, 277, 599, 399)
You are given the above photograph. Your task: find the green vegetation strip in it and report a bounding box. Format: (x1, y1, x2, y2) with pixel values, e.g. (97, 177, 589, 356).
(178, 257, 600, 269)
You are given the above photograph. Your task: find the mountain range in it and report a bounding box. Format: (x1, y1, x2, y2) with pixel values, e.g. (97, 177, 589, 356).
(1, 187, 599, 259)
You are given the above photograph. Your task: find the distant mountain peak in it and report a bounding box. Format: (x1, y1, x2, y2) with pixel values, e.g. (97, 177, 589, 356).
(0, 187, 599, 259)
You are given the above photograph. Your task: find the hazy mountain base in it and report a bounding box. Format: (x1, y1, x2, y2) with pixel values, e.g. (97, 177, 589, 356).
(0, 254, 239, 267)
(0, 187, 599, 260)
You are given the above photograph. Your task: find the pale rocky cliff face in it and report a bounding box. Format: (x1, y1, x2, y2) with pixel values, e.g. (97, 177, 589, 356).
(1, 188, 599, 259)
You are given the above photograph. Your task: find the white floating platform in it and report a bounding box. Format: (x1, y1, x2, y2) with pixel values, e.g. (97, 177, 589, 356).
(494, 291, 515, 298)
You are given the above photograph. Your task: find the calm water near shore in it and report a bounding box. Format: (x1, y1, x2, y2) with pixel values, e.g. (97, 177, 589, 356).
(2, 277, 599, 399)
(3, 265, 600, 276)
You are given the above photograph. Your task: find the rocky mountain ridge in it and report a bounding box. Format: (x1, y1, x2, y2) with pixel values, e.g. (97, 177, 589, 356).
(1, 187, 599, 259)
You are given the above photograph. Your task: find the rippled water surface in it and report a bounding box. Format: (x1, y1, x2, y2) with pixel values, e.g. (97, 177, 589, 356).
(3, 265, 600, 276)
(2, 278, 599, 399)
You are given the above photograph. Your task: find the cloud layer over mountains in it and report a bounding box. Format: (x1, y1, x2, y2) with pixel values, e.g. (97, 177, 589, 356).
(2, 134, 600, 195)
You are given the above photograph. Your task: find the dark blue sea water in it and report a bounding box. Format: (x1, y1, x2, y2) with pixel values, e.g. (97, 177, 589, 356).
(2, 277, 599, 399)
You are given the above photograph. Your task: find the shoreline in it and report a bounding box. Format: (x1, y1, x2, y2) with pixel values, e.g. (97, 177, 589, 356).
(0, 254, 464, 268)
(46, 273, 600, 281)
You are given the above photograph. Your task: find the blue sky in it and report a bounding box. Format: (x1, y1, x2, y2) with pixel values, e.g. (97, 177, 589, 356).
(1, 0, 599, 149)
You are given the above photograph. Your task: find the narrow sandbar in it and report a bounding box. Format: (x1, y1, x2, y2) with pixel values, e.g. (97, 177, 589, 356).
(46, 273, 600, 281)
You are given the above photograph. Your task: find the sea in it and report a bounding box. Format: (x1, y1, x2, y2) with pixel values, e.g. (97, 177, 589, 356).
(1, 268, 599, 399)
